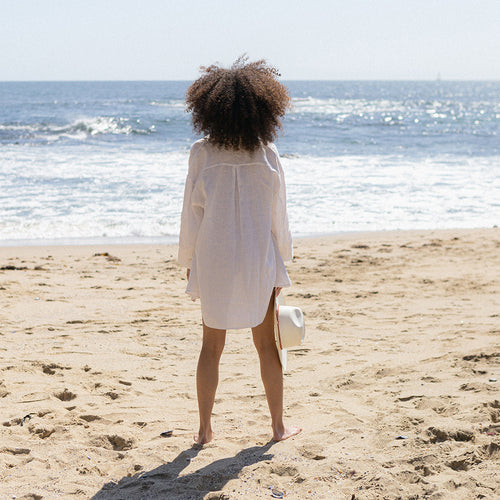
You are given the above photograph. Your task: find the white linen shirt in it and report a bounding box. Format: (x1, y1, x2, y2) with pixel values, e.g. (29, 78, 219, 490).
(178, 138, 292, 330)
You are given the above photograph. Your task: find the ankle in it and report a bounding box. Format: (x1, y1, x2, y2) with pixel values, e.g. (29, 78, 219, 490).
(272, 421, 285, 435)
(195, 426, 214, 444)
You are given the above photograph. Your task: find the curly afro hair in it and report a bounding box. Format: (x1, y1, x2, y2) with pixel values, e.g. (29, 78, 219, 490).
(185, 56, 291, 152)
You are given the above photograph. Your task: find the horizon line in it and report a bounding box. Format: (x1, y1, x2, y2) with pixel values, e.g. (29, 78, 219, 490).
(1, 78, 499, 83)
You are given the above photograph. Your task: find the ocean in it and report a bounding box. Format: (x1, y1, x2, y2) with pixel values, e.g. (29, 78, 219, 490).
(0, 80, 498, 245)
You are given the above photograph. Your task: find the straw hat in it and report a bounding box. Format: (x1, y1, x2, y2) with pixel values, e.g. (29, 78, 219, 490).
(274, 293, 306, 371)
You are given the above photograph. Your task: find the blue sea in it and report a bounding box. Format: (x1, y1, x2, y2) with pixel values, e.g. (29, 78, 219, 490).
(0, 81, 498, 245)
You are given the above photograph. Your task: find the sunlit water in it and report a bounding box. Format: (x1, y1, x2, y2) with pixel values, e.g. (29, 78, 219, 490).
(0, 81, 498, 245)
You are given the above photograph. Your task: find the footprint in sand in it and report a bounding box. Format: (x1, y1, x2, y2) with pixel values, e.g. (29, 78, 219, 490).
(1, 447, 31, 455)
(297, 443, 326, 460)
(445, 450, 482, 471)
(484, 400, 500, 423)
(54, 389, 77, 401)
(460, 382, 496, 392)
(92, 434, 135, 451)
(79, 415, 103, 423)
(407, 455, 442, 477)
(426, 426, 474, 443)
(41, 362, 71, 375)
(269, 463, 300, 477)
(462, 351, 500, 362)
(481, 442, 500, 458)
(29, 425, 56, 439)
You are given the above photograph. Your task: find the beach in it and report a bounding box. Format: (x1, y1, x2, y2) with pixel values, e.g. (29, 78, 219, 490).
(0, 228, 499, 499)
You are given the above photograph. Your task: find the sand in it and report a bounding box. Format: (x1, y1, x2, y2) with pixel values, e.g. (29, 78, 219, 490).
(0, 228, 499, 500)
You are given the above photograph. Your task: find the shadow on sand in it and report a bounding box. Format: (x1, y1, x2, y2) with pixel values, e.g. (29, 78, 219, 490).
(91, 441, 275, 499)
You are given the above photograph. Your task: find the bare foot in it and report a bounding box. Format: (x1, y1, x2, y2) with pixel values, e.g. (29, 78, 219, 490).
(272, 425, 302, 442)
(194, 429, 213, 445)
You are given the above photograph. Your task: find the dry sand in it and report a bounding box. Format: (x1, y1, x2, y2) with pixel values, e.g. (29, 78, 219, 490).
(0, 228, 499, 499)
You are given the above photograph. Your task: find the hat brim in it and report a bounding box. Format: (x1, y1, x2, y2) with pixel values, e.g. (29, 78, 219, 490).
(274, 293, 287, 371)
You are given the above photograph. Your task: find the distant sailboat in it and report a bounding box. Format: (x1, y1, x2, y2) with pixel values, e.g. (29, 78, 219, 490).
(436, 72, 442, 81)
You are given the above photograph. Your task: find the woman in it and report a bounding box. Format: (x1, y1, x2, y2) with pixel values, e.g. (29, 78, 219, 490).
(178, 56, 301, 444)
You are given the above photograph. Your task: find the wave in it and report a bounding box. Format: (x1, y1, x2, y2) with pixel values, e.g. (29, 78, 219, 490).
(0, 116, 153, 144)
(149, 99, 185, 109)
(1, 152, 498, 242)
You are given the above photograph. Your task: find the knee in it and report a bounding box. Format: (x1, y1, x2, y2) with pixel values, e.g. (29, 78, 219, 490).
(252, 333, 275, 357)
(201, 332, 226, 360)
(201, 324, 226, 355)
(201, 340, 225, 360)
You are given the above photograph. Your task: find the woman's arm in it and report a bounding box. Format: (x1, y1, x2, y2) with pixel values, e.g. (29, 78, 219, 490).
(178, 143, 206, 267)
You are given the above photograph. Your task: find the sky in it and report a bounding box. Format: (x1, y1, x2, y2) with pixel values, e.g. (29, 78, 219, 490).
(1, 0, 499, 81)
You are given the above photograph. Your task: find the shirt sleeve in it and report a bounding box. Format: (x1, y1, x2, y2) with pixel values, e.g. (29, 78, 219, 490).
(270, 145, 293, 262)
(177, 143, 205, 267)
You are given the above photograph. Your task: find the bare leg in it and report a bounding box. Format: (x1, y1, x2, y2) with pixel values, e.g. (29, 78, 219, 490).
(195, 322, 226, 444)
(252, 294, 301, 441)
